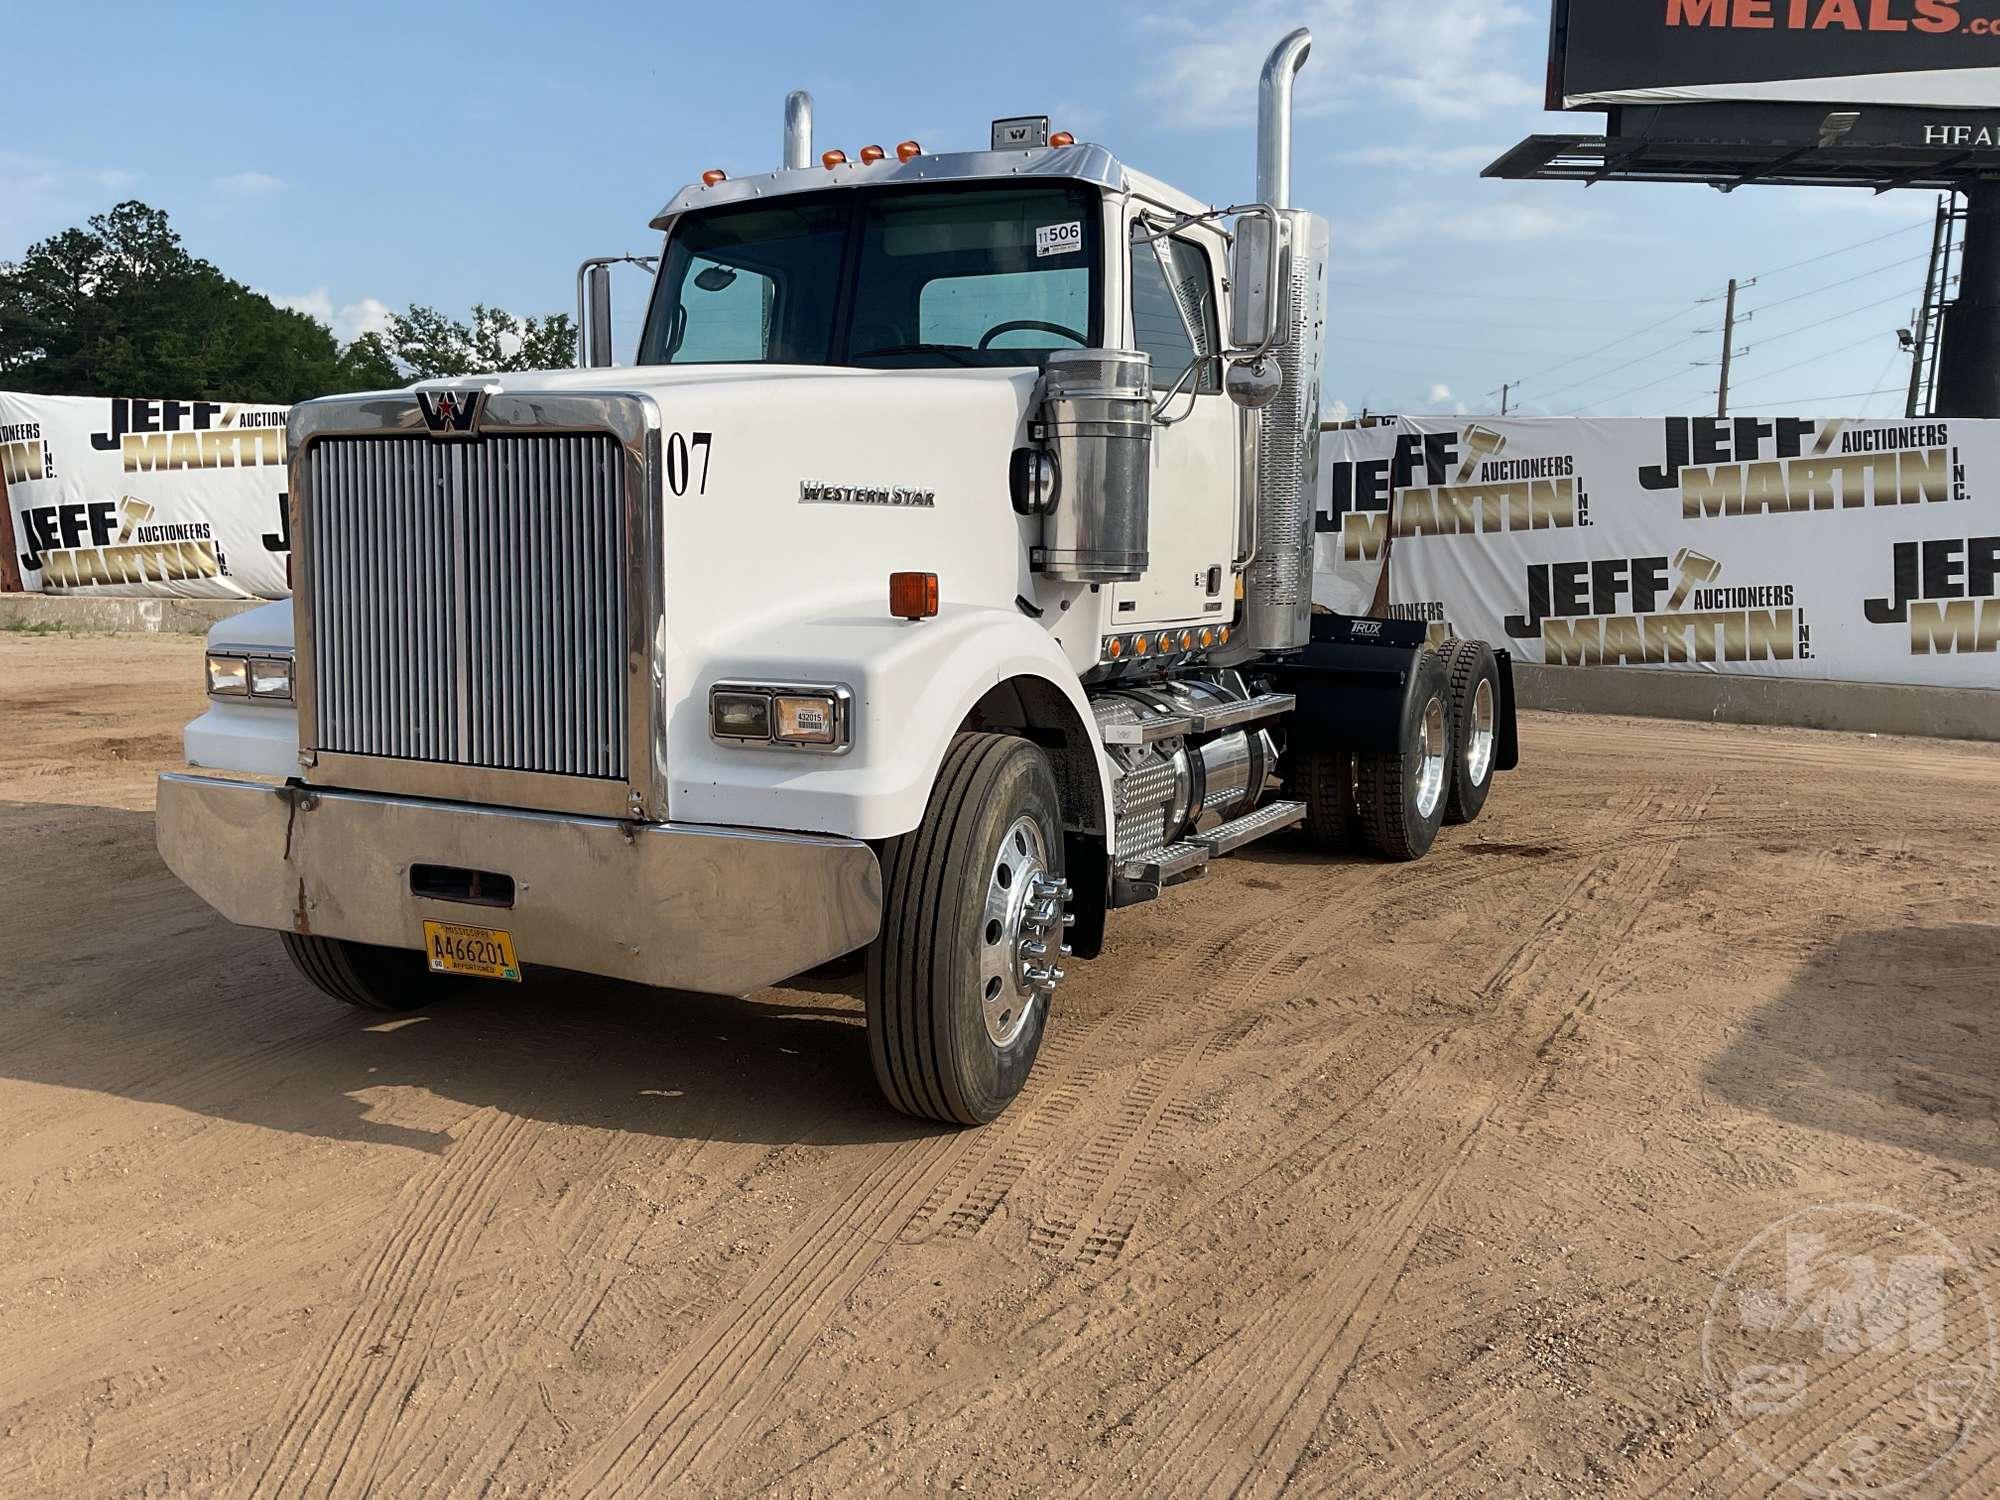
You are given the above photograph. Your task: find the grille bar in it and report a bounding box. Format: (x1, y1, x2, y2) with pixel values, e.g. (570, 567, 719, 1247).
(308, 434, 627, 780)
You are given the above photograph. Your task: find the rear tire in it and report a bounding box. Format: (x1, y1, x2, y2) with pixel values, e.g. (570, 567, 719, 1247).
(866, 733, 1067, 1126)
(1436, 639, 1501, 825)
(1293, 748, 1357, 851)
(280, 932, 441, 1013)
(1355, 651, 1451, 862)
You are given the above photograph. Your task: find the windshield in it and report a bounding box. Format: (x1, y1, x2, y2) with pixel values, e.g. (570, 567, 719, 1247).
(638, 183, 1102, 370)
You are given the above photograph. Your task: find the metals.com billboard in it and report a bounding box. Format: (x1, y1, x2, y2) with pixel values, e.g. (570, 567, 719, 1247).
(1549, 0, 2000, 109)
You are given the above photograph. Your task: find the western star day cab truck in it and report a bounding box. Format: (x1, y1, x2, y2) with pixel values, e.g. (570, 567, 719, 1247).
(158, 29, 1519, 1125)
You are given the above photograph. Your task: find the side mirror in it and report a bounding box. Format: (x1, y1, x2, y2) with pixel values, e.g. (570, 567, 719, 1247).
(1225, 355, 1283, 409)
(1228, 208, 1289, 355)
(585, 265, 615, 368)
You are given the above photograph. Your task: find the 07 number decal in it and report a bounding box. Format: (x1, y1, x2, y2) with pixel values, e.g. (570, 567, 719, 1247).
(666, 430, 714, 496)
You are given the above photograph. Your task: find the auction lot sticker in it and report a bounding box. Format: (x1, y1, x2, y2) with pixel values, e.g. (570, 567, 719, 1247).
(1702, 1202, 1996, 1496)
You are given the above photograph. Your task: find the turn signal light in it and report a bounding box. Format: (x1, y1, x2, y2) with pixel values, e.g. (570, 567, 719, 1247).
(890, 571, 939, 620)
(700, 168, 727, 186)
(1049, 130, 1075, 148)
(822, 149, 847, 169)
(896, 140, 923, 163)
(859, 144, 886, 164)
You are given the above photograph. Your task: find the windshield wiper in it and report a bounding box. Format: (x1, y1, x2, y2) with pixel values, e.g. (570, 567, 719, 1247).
(851, 342, 979, 367)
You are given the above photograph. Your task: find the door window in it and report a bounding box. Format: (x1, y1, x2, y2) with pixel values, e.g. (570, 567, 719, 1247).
(1129, 228, 1220, 394)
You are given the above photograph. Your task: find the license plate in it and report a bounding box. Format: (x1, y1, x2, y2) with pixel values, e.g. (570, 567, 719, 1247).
(422, 920, 521, 981)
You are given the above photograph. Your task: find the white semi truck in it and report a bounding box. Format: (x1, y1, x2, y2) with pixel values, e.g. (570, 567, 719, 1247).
(158, 28, 1518, 1125)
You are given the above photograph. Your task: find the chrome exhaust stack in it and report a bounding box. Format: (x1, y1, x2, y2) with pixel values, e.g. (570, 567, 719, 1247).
(783, 90, 814, 170)
(1256, 27, 1310, 210)
(1240, 27, 1330, 658)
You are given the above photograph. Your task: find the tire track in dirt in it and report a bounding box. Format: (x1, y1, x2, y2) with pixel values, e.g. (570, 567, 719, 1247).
(234, 1106, 540, 1499)
(555, 1134, 970, 1499)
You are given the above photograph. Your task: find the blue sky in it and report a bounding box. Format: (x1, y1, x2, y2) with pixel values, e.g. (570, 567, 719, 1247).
(1, 0, 1939, 418)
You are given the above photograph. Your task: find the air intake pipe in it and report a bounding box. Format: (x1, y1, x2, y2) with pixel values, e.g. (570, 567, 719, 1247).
(783, 90, 814, 170)
(1240, 27, 1329, 659)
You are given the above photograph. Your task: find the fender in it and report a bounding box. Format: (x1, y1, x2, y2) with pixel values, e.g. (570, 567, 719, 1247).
(666, 602, 1112, 842)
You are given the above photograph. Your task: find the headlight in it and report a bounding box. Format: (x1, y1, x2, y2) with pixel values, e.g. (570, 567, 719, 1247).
(248, 656, 294, 700)
(207, 648, 294, 702)
(206, 654, 249, 696)
(708, 683, 850, 753)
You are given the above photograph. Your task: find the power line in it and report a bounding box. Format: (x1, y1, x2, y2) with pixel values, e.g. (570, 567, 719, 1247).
(1734, 284, 1941, 356)
(1330, 280, 1694, 306)
(1528, 325, 1719, 407)
(1726, 383, 1907, 412)
(1723, 329, 1900, 392)
(1564, 361, 1710, 415)
(1738, 218, 1932, 283)
(1739, 254, 1927, 318)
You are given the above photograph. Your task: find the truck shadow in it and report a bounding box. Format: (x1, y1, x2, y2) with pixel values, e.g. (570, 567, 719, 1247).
(0, 800, 926, 1155)
(1702, 923, 2000, 1174)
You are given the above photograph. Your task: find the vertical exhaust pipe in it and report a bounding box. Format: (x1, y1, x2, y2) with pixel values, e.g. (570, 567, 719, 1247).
(783, 90, 814, 170)
(1239, 26, 1327, 660)
(1256, 28, 1311, 210)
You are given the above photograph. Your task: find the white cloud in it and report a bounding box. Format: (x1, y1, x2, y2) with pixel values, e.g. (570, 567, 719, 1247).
(213, 171, 284, 195)
(1427, 383, 1453, 404)
(267, 286, 395, 344)
(1336, 144, 1503, 173)
(1137, 1, 1536, 125)
(1342, 194, 1581, 253)
(0, 152, 142, 245)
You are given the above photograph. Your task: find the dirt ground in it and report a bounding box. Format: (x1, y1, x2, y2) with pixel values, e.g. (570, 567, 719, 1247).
(2, 631, 1996, 1499)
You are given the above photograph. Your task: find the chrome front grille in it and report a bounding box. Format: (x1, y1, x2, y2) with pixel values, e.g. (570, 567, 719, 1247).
(307, 434, 628, 780)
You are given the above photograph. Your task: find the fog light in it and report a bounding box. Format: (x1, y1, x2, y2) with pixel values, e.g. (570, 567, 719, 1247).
(206, 654, 248, 696)
(711, 690, 772, 740)
(775, 694, 838, 745)
(249, 656, 293, 700)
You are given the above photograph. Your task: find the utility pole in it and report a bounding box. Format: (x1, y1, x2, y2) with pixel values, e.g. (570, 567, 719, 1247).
(1716, 278, 1739, 419)
(1499, 383, 1511, 415)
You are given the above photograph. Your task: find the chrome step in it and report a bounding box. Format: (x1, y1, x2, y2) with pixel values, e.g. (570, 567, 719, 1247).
(1136, 840, 1211, 884)
(1186, 691, 1295, 734)
(1195, 798, 1306, 856)
(1099, 712, 1195, 747)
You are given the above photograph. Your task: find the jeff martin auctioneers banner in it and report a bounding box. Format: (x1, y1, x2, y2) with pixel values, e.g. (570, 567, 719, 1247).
(1317, 415, 1999, 690)
(2, 392, 292, 600)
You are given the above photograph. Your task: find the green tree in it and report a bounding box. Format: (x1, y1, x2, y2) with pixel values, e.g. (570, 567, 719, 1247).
(0, 201, 365, 402)
(0, 201, 578, 401)
(383, 303, 578, 379)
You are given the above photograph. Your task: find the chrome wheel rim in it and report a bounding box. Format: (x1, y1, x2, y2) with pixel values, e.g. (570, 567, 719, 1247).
(977, 815, 1070, 1048)
(1465, 677, 1496, 788)
(1414, 695, 1449, 821)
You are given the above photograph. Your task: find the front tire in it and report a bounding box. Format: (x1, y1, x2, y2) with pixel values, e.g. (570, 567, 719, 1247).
(866, 733, 1068, 1126)
(280, 932, 441, 1013)
(1355, 651, 1451, 862)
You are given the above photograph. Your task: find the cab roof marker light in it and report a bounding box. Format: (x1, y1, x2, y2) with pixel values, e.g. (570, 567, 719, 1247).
(895, 140, 923, 163)
(701, 168, 727, 186)
(821, 149, 847, 170)
(1049, 130, 1075, 148)
(859, 144, 886, 165)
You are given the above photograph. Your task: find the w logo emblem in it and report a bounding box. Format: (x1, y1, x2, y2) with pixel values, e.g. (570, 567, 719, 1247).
(416, 389, 484, 436)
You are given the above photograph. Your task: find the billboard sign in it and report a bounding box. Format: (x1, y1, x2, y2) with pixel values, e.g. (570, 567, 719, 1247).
(1549, 0, 2000, 110)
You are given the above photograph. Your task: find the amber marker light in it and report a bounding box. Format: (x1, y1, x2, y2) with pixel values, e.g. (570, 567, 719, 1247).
(1105, 636, 1124, 660)
(1132, 634, 1151, 656)
(822, 149, 848, 169)
(1218, 625, 1232, 645)
(1199, 627, 1214, 649)
(859, 144, 886, 164)
(1178, 630, 1194, 652)
(1049, 130, 1075, 148)
(700, 168, 727, 186)
(896, 140, 923, 163)
(889, 571, 939, 620)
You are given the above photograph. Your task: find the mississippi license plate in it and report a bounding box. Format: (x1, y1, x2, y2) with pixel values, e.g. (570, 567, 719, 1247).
(422, 920, 521, 981)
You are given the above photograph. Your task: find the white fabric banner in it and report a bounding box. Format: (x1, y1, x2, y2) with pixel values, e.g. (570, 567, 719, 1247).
(1318, 415, 1999, 690)
(2, 392, 292, 599)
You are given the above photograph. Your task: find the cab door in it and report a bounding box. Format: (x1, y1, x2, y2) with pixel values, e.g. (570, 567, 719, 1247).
(1108, 207, 1237, 631)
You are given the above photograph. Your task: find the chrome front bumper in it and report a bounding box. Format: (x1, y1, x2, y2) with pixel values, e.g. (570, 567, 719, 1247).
(156, 774, 883, 995)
